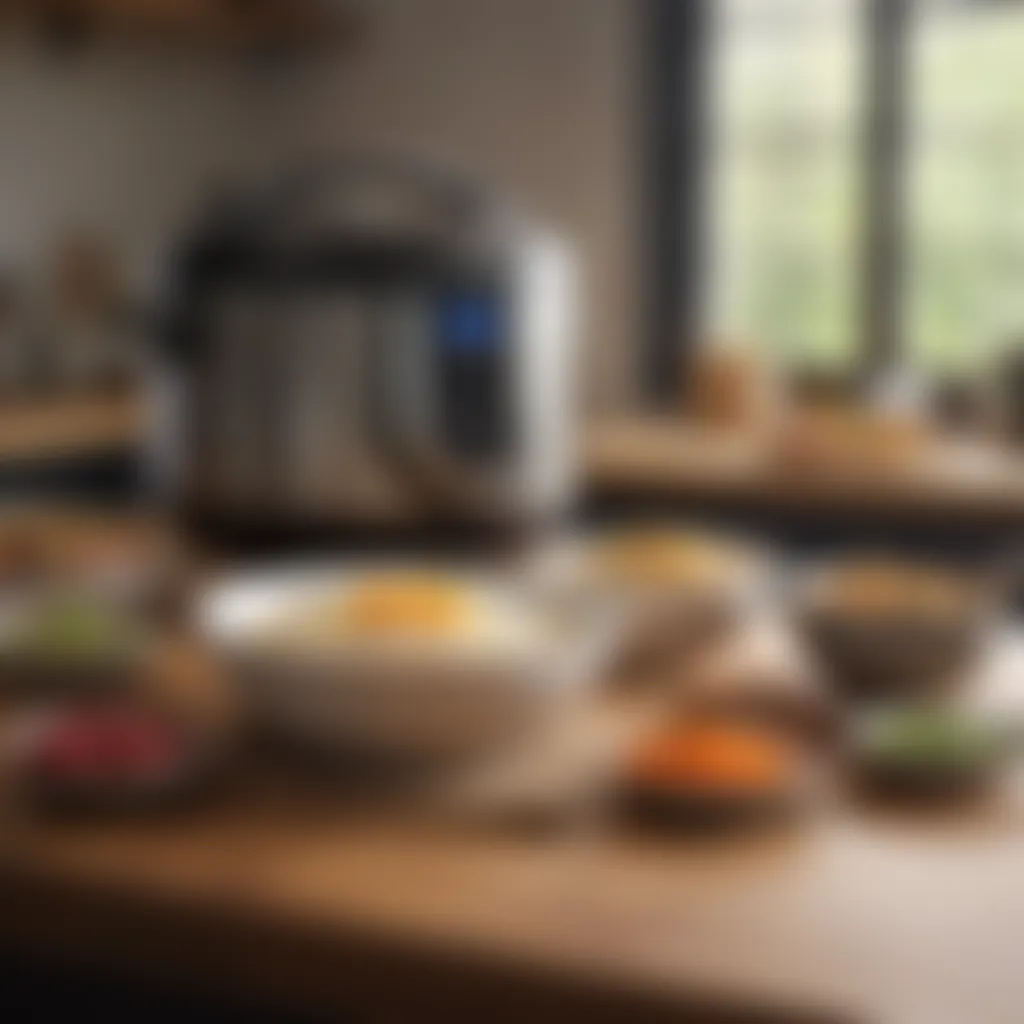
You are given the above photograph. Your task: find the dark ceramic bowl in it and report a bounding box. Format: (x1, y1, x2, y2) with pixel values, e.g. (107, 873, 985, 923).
(847, 708, 1012, 802)
(0, 595, 150, 699)
(795, 558, 991, 700)
(12, 704, 220, 816)
(620, 778, 803, 833)
(800, 608, 984, 700)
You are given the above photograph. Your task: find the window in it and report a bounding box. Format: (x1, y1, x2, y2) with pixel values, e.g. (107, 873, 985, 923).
(712, 0, 863, 372)
(650, 0, 1024, 388)
(906, 0, 1024, 375)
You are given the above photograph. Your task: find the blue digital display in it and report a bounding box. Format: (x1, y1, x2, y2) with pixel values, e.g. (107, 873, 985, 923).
(439, 293, 501, 353)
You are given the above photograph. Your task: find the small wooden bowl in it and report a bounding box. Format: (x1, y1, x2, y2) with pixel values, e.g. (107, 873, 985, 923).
(11, 702, 222, 817)
(801, 611, 983, 700)
(621, 777, 804, 833)
(796, 559, 991, 700)
(846, 709, 1012, 805)
(617, 718, 810, 834)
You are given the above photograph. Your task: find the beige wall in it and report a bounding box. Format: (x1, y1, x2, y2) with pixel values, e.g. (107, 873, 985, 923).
(0, 31, 275, 290)
(272, 0, 641, 410)
(0, 1, 640, 407)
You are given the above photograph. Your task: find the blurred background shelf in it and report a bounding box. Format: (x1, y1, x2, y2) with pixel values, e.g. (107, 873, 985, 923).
(4, 0, 359, 50)
(7, 402, 1024, 529)
(586, 418, 1024, 529)
(0, 393, 143, 467)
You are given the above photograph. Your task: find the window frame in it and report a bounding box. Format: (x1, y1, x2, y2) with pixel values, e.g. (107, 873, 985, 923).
(641, 0, 712, 407)
(642, 0, 912, 402)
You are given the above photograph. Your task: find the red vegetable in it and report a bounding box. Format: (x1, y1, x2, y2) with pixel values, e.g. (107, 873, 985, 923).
(27, 709, 185, 785)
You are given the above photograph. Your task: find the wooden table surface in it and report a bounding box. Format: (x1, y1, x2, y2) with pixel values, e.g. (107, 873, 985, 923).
(2, 628, 1024, 1024)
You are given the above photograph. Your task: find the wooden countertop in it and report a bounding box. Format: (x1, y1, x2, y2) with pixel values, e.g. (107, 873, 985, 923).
(7, 396, 1024, 528)
(586, 418, 1024, 523)
(3, 631, 1024, 1023)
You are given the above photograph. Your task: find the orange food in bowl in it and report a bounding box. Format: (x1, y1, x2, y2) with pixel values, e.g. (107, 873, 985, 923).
(628, 721, 793, 792)
(338, 575, 473, 637)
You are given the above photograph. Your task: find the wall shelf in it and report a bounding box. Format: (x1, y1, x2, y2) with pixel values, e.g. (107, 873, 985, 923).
(0, 393, 143, 466)
(587, 417, 1024, 527)
(9, 0, 358, 51)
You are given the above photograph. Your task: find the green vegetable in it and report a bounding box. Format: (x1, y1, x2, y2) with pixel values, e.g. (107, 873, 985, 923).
(12, 598, 135, 663)
(862, 710, 1000, 770)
